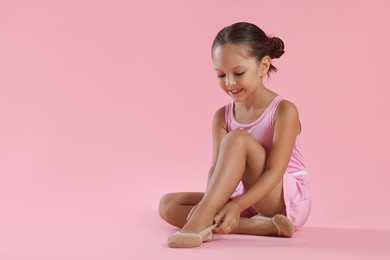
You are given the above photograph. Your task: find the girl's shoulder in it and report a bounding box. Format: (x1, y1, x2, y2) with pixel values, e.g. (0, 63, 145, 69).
(212, 105, 227, 129)
(273, 99, 300, 129)
(213, 105, 226, 122)
(277, 99, 299, 116)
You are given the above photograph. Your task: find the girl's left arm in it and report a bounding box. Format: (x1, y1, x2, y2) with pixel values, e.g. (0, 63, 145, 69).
(232, 100, 300, 212)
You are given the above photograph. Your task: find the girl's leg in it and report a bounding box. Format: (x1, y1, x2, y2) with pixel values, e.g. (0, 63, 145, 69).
(159, 192, 204, 228)
(159, 192, 283, 236)
(180, 130, 285, 234)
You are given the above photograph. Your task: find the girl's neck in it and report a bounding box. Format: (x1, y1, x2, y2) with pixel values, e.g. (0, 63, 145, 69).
(235, 86, 276, 112)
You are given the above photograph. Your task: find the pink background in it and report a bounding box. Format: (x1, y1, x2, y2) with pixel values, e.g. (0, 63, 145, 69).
(1, 0, 389, 259)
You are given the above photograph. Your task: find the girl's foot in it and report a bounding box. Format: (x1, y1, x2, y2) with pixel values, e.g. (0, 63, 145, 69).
(167, 223, 217, 248)
(232, 214, 295, 237)
(168, 207, 217, 248)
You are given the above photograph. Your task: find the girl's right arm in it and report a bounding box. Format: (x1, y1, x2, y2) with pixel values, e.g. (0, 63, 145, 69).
(207, 106, 228, 184)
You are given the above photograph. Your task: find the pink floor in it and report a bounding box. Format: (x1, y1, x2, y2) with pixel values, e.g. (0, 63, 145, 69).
(154, 218, 390, 260)
(1, 201, 389, 260)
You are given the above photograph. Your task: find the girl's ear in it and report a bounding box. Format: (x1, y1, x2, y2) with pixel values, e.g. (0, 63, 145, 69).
(258, 56, 271, 77)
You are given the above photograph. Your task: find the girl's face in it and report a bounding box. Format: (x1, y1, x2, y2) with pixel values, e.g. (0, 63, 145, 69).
(212, 43, 270, 102)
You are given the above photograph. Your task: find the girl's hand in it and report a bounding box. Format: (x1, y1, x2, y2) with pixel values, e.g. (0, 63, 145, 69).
(213, 201, 242, 234)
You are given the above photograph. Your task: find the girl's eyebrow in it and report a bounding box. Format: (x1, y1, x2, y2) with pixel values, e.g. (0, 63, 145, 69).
(214, 66, 245, 70)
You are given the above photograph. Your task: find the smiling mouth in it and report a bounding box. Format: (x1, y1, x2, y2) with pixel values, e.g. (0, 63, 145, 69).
(230, 88, 243, 94)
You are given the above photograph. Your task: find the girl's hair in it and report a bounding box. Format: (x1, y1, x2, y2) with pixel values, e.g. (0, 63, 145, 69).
(211, 22, 285, 74)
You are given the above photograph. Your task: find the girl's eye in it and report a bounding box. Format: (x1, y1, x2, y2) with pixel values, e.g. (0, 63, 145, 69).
(217, 71, 244, 78)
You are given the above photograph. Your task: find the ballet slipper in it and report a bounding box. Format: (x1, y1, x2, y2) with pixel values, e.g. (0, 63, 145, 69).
(251, 214, 295, 238)
(167, 223, 218, 248)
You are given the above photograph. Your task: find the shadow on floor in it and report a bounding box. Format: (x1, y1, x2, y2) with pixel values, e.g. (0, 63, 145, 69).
(203, 226, 390, 259)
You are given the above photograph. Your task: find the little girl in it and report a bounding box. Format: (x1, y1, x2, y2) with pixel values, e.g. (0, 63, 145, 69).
(159, 22, 312, 248)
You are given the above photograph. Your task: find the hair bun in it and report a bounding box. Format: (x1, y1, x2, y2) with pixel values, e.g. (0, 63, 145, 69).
(269, 37, 285, 59)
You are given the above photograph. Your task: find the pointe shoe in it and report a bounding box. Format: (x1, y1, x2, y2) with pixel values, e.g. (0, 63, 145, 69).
(251, 214, 295, 238)
(167, 223, 218, 248)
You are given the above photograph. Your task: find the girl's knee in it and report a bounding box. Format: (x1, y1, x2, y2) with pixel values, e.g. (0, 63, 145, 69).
(159, 193, 175, 220)
(221, 130, 252, 147)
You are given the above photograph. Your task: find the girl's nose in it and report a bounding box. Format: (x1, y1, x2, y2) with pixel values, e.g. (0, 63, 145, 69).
(225, 76, 236, 87)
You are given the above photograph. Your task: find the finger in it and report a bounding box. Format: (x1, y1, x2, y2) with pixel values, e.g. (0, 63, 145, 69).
(213, 226, 224, 234)
(218, 217, 232, 231)
(213, 225, 230, 234)
(214, 212, 224, 226)
(221, 225, 233, 234)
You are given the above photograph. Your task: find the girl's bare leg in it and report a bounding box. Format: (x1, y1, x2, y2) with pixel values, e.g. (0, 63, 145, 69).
(159, 192, 203, 228)
(178, 130, 285, 234)
(159, 192, 280, 236)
